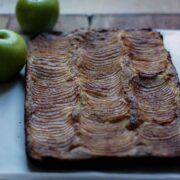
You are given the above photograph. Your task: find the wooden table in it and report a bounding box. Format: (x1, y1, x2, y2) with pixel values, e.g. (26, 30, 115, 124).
(1, 14, 180, 32)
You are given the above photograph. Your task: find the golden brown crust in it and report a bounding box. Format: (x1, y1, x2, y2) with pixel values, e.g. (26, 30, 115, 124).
(26, 29, 180, 160)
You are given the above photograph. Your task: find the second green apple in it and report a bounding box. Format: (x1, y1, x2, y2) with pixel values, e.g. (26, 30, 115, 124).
(16, 0, 60, 35)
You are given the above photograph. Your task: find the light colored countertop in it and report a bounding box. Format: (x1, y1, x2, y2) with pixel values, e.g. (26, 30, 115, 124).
(1, 0, 180, 14)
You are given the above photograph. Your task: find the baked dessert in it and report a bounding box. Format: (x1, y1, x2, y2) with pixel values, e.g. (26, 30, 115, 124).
(26, 29, 180, 160)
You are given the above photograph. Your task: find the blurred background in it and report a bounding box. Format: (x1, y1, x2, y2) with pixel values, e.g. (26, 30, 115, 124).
(1, 0, 180, 33)
(1, 0, 180, 14)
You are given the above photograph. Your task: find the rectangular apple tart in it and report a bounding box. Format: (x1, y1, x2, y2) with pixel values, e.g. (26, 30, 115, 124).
(26, 29, 180, 160)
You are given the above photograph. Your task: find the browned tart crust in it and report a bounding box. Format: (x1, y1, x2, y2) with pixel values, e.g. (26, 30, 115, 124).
(26, 29, 180, 160)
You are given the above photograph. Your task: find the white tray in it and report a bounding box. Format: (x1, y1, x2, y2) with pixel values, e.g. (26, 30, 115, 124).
(0, 30, 180, 180)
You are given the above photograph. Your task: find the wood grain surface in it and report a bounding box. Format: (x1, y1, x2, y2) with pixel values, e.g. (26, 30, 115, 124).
(0, 15, 89, 33)
(1, 14, 180, 32)
(0, 15, 9, 29)
(54, 15, 89, 32)
(90, 14, 180, 29)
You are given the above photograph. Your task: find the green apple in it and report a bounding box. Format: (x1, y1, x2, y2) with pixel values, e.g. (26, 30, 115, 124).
(16, 0, 60, 35)
(0, 29, 27, 82)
